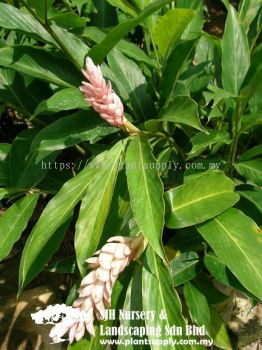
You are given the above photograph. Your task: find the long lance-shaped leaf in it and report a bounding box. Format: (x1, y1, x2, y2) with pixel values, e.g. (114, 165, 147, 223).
(88, 0, 174, 64)
(75, 140, 127, 274)
(222, 4, 250, 95)
(197, 208, 262, 300)
(0, 193, 39, 261)
(142, 247, 206, 350)
(0, 46, 81, 88)
(0, 3, 55, 45)
(126, 134, 165, 259)
(19, 149, 112, 291)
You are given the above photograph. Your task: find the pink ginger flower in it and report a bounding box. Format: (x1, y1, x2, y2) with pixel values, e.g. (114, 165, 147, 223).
(80, 57, 127, 127)
(49, 234, 144, 344)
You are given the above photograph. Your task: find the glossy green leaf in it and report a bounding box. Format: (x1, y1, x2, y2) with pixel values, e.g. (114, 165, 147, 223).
(241, 113, 262, 132)
(234, 159, 262, 186)
(90, 0, 117, 28)
(165, 172, 239, 228)
(34, 88, 88, 116)
(184, 282, 232, 349)
(118, 264, 149, 350)
(18, 151, 112, 290)
(142, 247, 205, 350)
(237, 185, 262, 213)
(25, 0, 54, 20)
(154, 8, 194, 59)
(107, 49, 155, 120)
(49, 24, 89, 68)
(204, 253, 254, 297)
(208, 306, 233, 350)
(239, 145, 262, 161)
(239, 0, 262, 32)
(160, 39, 197, 102)
(222, 5, 250, 94)
(170, 252, 200, 286)
(0, 3, 54, 44)
(197, 208, 262, 300)
(9, 128, 59, 189)
(75, 140, 126, 274)
(0, 46, 81, 88)
(84, 27, 155, 67)
(126, 134, 165, 259)
(107, 0, 138, 17)
(158, 96, 205, 131)
(189, 130, 231, 155)
(0, 193, 39, 261)
(31, 111, 117, 151)
(88, 0, 174, 64)
(49, 12, 86, 30)
(0, 68, 36, 117)
(184, 282, 211, 336)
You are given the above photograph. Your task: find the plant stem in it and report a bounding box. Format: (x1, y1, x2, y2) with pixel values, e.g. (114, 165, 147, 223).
(227, 103, 241, 177)
(20, 0, 81, 71)
(149, 28, 162, 78)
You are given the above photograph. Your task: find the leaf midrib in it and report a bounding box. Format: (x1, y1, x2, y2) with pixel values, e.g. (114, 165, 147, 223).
(172, 190, 235, 212)
(214, 218, 261, 282)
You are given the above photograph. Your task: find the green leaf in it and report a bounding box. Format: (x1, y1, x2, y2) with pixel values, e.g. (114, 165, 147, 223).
(170, 252, 200, 286)
(48, 256, 76, 273)
(18, 151, 111, 290)
(49, 12, 86, 30)
(154, 8, 194, 60)
(158, 96, 205, 131)
(25, 0, 54, 20)
(118, 264, 149, 350)
(189, 130, 231, 155)
(142, 246, 205, 350)
(75, 140, 126, 274)
(184, 282, 211, 336)
(34, 88, 88, 116)
(204, 253, 254, 297)
(0, 188, 26, 200)
(9, 128, 51, 189)
(237, 185, 262, 213)
(222, 5, 250, 95)
(160, 39, 197, 102)
(0, 143, 11, 161)
(31, 111, 117, 150)
(49, 24, 89, 68)
(208, 306, 233, 350)
(88, 0, 174, 64)
(241, 113, 262, 132)
(84, 27, 155, 67)
(90, 0, 117, 28)
(0, 193, 39, 261)
(197, 208, 262, 300)
(126, 134, 165, 259)
(165, 172, 239, 228)
(239, 0, 262, 32)
(0, 3, 54, 44)
(9, 128, 59, 189)
(234, 159, 262, 186)
(107, 0, 138, 17)
(0, 68, 36, 117)
(184, 282, 233, 350)
(0, 46, 81, 88)
(239, 145, 262, 161)
(107, 49, 155, 120)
